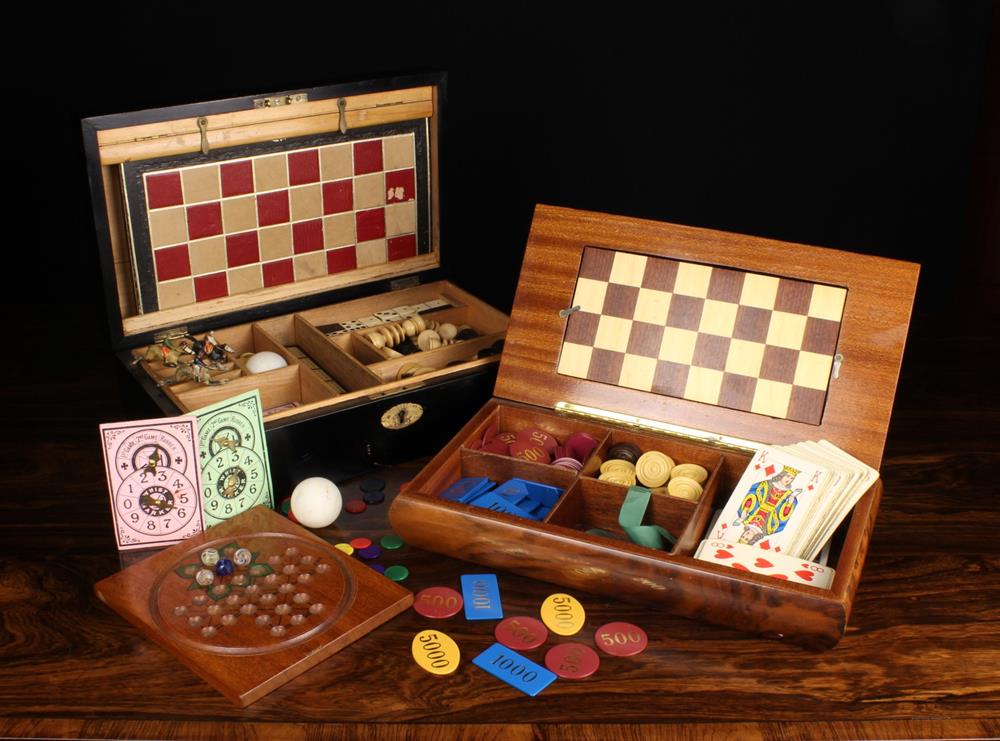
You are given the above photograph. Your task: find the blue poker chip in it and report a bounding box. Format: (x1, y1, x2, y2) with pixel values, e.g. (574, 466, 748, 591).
(360, 477, 386, 494)
(362, 489, 385, 505)
(358, 545, 383, 560)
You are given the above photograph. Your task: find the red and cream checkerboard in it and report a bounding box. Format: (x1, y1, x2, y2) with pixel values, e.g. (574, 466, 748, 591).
(132, 131, 423, 311)
(557, 247, 847, 425)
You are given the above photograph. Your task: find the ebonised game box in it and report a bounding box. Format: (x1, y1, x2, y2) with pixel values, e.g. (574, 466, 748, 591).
(83, 74, 508, 486)
(389, 204, 919, 648)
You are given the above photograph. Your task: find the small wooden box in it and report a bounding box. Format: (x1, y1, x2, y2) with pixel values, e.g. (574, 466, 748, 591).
(83, 74, 508, 482)
(390, 205, 919, 648)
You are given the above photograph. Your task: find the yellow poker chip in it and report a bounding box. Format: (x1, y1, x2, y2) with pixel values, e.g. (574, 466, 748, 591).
(671, 463, 708, 485)
(334, 543, 355, 556)
(635, 451, 674, 488)
(667, 476, 704, 502)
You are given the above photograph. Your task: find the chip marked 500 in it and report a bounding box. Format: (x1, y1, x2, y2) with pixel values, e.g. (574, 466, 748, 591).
(472, 643, 556, 696)
(460, 574, 503, 620)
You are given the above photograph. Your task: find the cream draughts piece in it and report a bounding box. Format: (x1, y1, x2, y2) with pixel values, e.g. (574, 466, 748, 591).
(600, 459, 635, 476)
(367, 332, 386, 349)
(599, 471, 636, 487)
(417, 330, 442, 351)
(667, 477, 703, 502)
(670, 463, 708, 485)
(635, 451, 675, 488)
(402, 318, 418, 337)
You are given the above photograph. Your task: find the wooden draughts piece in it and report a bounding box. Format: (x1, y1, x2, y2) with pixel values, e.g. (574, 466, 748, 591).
(94, 506, 413, 707)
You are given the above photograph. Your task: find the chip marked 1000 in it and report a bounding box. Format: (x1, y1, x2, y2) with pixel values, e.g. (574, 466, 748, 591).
(472, 643, 556, 696)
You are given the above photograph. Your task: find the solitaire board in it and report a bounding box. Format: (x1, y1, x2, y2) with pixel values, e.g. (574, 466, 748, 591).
(390, 204, 919, 648)
(94, 506, 413, 706)
(83, 75, 510, 481)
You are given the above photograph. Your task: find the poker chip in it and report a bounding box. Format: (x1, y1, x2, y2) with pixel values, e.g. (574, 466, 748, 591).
(362, 490, 385, 505)
(345, 499, 367, 514)
(357, 545, 383, 560)
(349, 537, 372, 549)
(385, 565, 409, 582)
(369, 563, 386, 574)
(494, 616, 548, 650)
(380, 534, 404, 550)
(509, 441, 551, 464)
(279, 498, 292, 515)
(593, 622, 648, 656)
(517, 428, 557, 454)
(544, 642, 600, 679)
(413, 586, 464, 618)
(540, 593, 585, 636)
(635, 451, 675, 488)
(360, 477, 386, 493)
(334, 543, 354, 556)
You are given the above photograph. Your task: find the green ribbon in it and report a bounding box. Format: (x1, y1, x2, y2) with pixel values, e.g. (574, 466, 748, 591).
(618, 486, 677, 550)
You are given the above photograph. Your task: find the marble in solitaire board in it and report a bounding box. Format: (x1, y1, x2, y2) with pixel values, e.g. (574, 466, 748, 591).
(94, 506, 413, 707)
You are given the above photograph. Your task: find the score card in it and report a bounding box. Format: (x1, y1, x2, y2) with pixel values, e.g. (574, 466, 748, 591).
(193, 389, 274, 528)
(100, 416, 204, 550)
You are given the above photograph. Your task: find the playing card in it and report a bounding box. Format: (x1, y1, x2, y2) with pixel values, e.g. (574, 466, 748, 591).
(100, 416, 204, 550)
(710, 446, 832, 556)
(695, 540, 836, 589)
(193, 389, 274, 528)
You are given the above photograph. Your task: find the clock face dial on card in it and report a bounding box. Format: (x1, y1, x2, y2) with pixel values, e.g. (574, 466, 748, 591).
(194, 390, 274, 528)
(100, 417, 205, 550)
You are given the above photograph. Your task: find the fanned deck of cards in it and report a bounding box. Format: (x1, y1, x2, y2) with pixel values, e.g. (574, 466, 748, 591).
(696, 440, 878, 587)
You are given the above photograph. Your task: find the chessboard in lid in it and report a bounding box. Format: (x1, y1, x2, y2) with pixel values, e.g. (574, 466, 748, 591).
(496, 204, 919, 470)
(389, 204, 918, 648)
(83, 74, 509, 480)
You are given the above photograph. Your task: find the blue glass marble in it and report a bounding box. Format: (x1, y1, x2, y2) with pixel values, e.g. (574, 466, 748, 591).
(214, 558, 235, 576)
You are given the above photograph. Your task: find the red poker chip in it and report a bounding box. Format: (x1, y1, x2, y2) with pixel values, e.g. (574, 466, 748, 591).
(481, 438, 511, 455)
(593, 621, 649, 656)
(517, 427, 558, 453)
(497, 432, 517, 445)
(349, 537, 372, 550)
(413, 586, 464, 618)
(345, 499, 367, 514)
(494, 616, 548, 650)
(544, 642, 601, 679)
(509, 441, 551, 464)
(565, 431, 599, 463)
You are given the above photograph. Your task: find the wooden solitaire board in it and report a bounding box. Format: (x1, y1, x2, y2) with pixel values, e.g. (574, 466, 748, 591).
(94, 506, 413, 707)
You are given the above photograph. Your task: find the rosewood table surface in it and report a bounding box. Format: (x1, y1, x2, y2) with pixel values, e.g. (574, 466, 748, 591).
(0, 310, 997, 741)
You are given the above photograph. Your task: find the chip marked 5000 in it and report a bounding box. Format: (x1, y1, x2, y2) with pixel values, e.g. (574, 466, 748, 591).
(472, 643, 556, 696)
(411, 629, 460, 676)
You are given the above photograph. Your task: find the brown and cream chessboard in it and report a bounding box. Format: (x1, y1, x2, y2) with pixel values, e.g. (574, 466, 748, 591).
(557, 247, 847, 425)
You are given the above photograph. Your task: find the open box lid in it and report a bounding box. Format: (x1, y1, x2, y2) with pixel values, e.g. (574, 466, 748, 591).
(495, 205, 919, 470)
(83, 74, 445, 350)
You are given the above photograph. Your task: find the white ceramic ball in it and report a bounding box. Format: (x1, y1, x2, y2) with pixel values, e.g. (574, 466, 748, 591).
(245, 351, 288, 374)
(290, 477, 342, 528)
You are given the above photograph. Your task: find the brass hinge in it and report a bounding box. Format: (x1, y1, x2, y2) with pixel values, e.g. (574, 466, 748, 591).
(253, 93, 309, 109)
(554, 401, 762, 454)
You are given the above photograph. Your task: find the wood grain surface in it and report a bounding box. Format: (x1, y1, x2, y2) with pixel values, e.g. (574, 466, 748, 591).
(0, 312, 997, 740)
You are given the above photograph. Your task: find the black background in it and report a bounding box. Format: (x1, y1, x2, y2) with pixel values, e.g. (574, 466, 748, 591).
(15, 2, 998, 346)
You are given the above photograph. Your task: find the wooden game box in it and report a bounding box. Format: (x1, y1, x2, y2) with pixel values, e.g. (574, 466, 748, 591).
(82, 74, 508, 484)
(389, 204, 919, 648)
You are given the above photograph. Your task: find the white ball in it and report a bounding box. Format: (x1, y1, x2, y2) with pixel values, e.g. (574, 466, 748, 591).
(245, 351, 288, 374)
(290, 477, 342, 528)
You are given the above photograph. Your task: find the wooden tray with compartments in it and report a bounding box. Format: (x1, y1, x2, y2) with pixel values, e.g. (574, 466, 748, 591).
(83, 74, 508, 480)
(389, 204, 919, 648)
